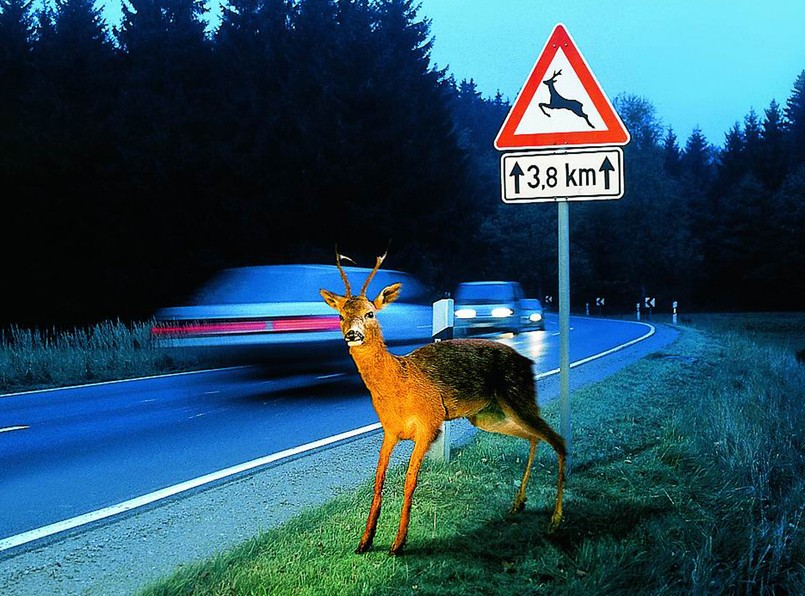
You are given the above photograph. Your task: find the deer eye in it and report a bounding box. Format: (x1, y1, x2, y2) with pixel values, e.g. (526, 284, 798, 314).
(365, 311, 374, 319)
(339, 314, 344, 321)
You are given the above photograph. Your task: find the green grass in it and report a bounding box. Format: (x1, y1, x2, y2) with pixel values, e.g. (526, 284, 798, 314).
(140, 314, 805, 595)
(0, 320, 202, 394)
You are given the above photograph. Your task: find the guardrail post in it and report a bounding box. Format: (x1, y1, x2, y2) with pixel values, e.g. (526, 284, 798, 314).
(428, 298, 453, 462)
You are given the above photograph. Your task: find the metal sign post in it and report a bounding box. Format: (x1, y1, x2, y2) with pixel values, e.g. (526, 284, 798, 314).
(558, 200, 572, 472)
(493, 23, 630, 478)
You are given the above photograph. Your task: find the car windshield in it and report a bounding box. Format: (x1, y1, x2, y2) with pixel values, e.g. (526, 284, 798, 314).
(455, 283, 515, 303)
(192, 266, 429, 305)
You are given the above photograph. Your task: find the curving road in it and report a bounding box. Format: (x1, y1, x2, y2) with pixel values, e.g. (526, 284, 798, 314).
(0, 314, 655, 550)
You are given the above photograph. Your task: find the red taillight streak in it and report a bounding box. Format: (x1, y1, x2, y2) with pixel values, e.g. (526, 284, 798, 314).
(272, 316, 341, 332)
(151, 316, 341, 337)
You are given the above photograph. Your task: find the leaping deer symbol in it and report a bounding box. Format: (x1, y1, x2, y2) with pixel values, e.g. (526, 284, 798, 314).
(539, 70, 595, 128)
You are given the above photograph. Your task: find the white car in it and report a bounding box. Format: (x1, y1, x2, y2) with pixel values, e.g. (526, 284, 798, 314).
(453, 281, 525, 338)
(520, 298, 546, 331)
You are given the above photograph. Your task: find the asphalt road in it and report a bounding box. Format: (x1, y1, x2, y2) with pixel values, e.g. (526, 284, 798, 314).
(0, 314, 655, 548)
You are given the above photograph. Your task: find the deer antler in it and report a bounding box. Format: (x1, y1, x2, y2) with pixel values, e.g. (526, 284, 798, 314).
(335, 244, 356, 297)
(359, 250, 387, 296)
(552, 69, 562, 78)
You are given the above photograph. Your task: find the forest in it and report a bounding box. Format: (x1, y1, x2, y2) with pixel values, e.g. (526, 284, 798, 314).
(1, 0, 804, 327)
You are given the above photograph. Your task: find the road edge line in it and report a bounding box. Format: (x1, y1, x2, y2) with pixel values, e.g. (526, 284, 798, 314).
(0, 422, 382, 553)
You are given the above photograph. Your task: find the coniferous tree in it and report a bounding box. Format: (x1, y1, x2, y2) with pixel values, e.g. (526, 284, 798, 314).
(662, 127, 682, 178)
(759, 99, 788, 190)
(0, 0, 33, 81)
(784, 70, 805, 164)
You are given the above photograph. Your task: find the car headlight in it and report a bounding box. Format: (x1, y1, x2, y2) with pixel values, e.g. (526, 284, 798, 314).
(455, 308, 477, 319)
(491, 307, 514, 318)
(529, 313, 543, 322)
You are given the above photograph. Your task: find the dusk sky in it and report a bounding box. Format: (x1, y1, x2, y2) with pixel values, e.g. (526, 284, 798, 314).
(418, 0, 805, 146)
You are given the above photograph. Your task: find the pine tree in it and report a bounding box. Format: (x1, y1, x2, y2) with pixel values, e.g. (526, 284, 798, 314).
(0, 0, 34, 78)
(784, 70, 805, 164)
(713, 123, 745, 199)
(759, 99, 788, 189)
(662, 127, 682, 178)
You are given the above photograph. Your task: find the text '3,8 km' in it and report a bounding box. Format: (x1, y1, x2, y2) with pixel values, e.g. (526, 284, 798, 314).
(501, 147, 624, 203)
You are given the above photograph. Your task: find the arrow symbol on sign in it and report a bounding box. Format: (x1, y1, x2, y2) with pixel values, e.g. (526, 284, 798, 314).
(599, 156, 615, 190)
(509, 162, 524, 194)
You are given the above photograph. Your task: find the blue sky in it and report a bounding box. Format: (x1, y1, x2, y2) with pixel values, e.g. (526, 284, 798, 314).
(418, 0, 805, 146)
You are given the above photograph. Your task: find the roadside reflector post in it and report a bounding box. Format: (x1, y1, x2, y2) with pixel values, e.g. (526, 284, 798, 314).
(428, 298, 454, 462)
(672, 301, 679, 325)
(636, 302, 641, 321)
(558, 200, 572, 475)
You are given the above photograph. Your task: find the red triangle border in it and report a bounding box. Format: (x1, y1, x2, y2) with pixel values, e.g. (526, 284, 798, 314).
(495, 24, 630, 150)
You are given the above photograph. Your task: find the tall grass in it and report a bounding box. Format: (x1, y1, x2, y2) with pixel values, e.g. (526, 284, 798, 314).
(676, 332, 805, 592)
(0, 320, 198, 394)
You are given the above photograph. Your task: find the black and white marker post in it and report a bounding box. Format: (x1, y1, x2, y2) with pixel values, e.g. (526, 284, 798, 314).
(427, 298, 454, 461)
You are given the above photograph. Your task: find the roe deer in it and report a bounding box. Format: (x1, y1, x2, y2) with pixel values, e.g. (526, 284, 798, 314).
(320, 249, 566, 555)
(539, 69, 595, 128)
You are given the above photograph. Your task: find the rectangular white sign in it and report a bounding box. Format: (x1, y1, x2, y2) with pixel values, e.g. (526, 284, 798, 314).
(501, 147, 624, 203)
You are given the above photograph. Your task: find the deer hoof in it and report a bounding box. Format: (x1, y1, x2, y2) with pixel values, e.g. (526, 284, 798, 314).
(509, 497, 527, 514)
(389, 538, 407, 556)
(547, 514, 562, 534)
(355, 543, 371, 555)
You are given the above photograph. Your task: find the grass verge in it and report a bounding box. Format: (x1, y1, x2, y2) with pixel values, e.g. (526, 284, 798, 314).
(140, 316, 805, 595)
(0, 320, 201, 394)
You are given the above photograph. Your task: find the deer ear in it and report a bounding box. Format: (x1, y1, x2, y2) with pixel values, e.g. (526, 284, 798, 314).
(373, 283, 401, 311)
(320, 289, 346, 311)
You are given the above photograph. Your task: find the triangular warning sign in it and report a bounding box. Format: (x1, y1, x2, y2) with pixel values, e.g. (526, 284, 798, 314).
(495, 24, 630, 150)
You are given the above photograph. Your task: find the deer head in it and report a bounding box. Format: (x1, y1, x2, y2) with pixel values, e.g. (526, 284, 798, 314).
(543, 69, 562, 85)
(320, 248, 401, 348)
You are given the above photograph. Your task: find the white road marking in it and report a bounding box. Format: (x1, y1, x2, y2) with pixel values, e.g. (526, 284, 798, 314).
(0, 422, 382, 553)
(0, 319, 656, 553)
(535, 321, 655, 380)
(0, 425, 29, 434)
(0, 366, 249, 398)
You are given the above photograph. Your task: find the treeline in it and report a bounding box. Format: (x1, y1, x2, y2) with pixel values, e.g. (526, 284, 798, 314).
(477, 85, 805, 313)
(1, 0, 803, 327)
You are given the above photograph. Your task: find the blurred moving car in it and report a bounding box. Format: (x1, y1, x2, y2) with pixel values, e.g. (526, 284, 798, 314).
(151, 265, 434, 373)
(519, 298, 546, 331)
(453, 281, 525, 338)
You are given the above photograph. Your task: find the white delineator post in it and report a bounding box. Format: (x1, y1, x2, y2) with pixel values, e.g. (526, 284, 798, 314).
(428, 298, 454, 462)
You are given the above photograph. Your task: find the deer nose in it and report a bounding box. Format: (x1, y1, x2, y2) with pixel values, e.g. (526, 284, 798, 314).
(345, 329, 364, 344)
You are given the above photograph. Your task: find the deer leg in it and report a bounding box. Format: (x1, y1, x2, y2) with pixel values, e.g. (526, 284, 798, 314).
(511, 439, 538, 513)
(469, 406, 541, 514)
(389, 433, 433, 555)
(497, 400, 566, 530)
(356, 433, 398, 554)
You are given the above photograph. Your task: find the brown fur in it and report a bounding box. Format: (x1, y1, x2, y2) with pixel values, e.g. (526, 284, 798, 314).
(321, 258, 565, 555)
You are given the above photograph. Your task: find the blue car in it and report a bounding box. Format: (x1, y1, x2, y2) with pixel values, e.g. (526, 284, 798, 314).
(152, 264, 434, 373)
